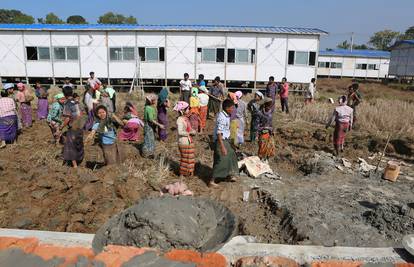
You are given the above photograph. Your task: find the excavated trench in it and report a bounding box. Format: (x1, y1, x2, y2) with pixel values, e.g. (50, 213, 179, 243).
(92, 193, 301, 253)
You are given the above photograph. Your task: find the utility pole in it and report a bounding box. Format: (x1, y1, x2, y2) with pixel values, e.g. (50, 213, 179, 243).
(350, 32, 354, 52)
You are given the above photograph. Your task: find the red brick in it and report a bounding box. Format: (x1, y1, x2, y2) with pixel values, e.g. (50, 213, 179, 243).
(395, 264, 414, 267)
(312, 261, 363, 267)
(235, 256, 299, 267)
(0, 237, 39, 253)
(94, 245, 155, 267)
(33, 244, 95, 265)
(164, 249, 227, 267)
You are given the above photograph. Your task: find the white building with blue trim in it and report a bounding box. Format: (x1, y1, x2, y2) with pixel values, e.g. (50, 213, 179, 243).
(317, 49, 390, 79)
(0, 24, 327, 87)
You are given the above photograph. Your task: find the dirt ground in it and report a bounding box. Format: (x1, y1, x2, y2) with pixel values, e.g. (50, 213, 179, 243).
(0, 78, 413, 248)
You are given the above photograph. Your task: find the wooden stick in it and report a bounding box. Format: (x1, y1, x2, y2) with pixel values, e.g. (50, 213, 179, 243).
(375, 133, 391, 173)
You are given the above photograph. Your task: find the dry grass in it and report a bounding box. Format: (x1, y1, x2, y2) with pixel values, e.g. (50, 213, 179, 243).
(288, 98, 414, 138)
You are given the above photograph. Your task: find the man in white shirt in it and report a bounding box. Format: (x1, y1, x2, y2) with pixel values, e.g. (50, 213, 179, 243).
(179, 73, 192, 104)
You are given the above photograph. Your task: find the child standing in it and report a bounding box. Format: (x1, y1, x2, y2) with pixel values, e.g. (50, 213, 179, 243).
(198, 86, 209, 133)
(62, 120, 84, 168)
(189, 87, 201, 132)
(279, 77, 289, 113)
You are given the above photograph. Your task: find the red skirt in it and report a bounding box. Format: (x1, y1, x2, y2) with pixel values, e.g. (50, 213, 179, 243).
(334, 121, 349, 145)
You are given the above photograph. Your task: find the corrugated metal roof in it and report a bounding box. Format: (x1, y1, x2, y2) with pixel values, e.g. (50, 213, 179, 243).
(319, 49, 390, 58)
(0, 23, 327, 35)
(392, 40, 414, 48)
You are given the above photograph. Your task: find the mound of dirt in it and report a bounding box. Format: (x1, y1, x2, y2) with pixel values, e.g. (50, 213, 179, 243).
(92, 196, 236, 252)
(363, 203, 414, 242)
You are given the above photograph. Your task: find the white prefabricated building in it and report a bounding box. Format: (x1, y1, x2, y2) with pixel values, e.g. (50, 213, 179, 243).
(0, 24, 327, 87)
(317, 49, 390, 79)
(389, 40, 414, 78)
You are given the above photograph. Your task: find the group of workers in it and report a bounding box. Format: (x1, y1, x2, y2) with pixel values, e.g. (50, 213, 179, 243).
(0, 71, 360, 187)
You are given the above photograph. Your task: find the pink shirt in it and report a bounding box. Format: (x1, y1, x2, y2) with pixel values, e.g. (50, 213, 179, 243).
(280, 83, 289, 98)
(16, 90, 27, 103)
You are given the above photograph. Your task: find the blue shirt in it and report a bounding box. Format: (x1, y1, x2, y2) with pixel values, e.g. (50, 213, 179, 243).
(213, 111, 231, 141)
(198, 80, 206, 87)
(92, 122, 116, 145)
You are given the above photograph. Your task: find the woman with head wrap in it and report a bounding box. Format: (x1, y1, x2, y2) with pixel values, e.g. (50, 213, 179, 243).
(234, 91, 247, 145)
(15, 83, 34, 128)
(228, 92, 239, 147)
(189, 87, 201, 132)
(326, 95, 353, 156)
(47, 93, 66, 144)
(157, 87, 170, 141)
(174, 101, 196, 177)
(247, 91, 264, 142)
(142, 94, 165, 157)
(85, 105, 125, 165)
(34, 81, 49, 120)
(119, 102, 143, 142)
(197, 86, 209, 133)
(257, 97, 275, 160)
(0, 86, 18, 148)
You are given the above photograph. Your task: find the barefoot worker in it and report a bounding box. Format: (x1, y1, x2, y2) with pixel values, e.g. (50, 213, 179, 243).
(326, 95, 353, 156)
(209, 99, 239, 187)
(47, 93, 65, 144)
(174, 101, 196, 177)
(0, 86, 19, 149)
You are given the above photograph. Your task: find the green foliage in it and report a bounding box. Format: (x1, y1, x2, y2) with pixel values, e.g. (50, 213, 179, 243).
(44, 12, 64, 24)
(368, 30, 400, 50)
(401, 26, 414, 40)
(97, 12, 137, 24)
(336, 41, 370, 50)
(337, 40, 350, 49)
(66, 15, 88, 24)
(0, 9, 34, 24)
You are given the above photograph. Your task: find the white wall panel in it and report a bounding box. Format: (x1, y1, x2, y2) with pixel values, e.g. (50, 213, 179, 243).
(0, 31, 25, 77)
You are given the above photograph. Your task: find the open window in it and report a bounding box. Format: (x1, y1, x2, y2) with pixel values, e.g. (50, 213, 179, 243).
(26, 47, 50, 61)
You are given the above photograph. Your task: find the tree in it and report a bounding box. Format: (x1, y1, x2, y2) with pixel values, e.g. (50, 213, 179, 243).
(337, 40, 371, 50)
(67, 15, 87, 24)
(401, 26, 414, 40)
(0, 9, 35, 24)
(352, 44, 369, 50)
(98, 12, 137, 24)
(44, 12, 64, 24)
(337, 40, 351, 49)
(368, 30, 400, 50)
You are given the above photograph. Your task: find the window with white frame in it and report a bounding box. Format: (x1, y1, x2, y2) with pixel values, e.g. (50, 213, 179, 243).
(227, 48, 256, 64)
(110, 47, 136, 61)
(368, 64, 379, 70)
(288, 51, 316, 66)
(198, 48, 225, 63)
(53, 46, 79, 61)
(318, 62, 330, 68)
(26, 47, 51, 61)
(356, 63, 367, 70)
(138, 47, 165, 62)
(330, 62, 342, 69)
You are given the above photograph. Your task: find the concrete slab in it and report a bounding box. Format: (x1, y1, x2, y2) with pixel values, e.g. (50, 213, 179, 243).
(218, 236, 414, 265)
(0, 228, 94, 247)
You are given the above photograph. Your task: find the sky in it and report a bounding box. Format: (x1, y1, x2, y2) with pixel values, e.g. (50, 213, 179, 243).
(1, 0, 412, 49)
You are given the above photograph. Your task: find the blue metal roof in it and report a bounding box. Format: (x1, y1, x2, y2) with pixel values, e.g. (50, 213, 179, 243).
(392, 40, 414, 47)
(319, 49, 390, 58)
(0, 23, 327, 35)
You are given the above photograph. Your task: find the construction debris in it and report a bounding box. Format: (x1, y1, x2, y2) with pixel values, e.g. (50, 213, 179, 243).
(238, 156, 274, 178)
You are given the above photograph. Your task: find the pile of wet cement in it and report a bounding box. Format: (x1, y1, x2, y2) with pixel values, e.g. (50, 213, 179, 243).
(363, 203, 414, 242)
(92, 196, 236, 252)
